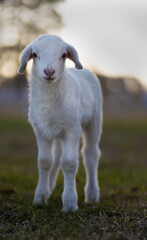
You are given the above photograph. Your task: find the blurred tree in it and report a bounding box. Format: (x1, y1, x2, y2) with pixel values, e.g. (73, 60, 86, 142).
(0, 0, 64, 79)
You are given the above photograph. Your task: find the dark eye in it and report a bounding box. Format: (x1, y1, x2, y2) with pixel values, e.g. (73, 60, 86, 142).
(32, 53, 37, 58)
(62, 53, 66, 59)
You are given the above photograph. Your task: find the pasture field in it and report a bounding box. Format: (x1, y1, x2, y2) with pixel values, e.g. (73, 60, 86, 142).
(0, 117, 146, 240)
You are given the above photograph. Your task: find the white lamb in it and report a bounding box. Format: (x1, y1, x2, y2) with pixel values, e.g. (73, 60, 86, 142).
(18, 34, 103, 212)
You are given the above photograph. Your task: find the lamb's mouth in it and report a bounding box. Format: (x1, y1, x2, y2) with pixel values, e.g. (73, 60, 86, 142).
(43, 77, 55, 81)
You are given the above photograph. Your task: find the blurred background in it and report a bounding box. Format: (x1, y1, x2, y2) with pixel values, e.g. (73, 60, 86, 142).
(0, 0, 147, 118)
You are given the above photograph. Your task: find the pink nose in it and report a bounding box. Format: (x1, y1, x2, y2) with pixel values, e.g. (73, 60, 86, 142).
(44, 69, 55, 77)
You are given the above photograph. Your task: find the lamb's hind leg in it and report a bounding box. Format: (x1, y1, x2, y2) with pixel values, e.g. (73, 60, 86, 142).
(49, 139, 62, 193)
(81, 116, 102, 203)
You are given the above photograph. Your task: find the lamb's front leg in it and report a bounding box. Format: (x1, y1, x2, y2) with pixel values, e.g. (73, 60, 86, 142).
(61, 128, 81, 212)
(33, 132, 52, 205)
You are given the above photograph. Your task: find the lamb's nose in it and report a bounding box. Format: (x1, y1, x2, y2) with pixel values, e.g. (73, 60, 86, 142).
(44, 69, 55, 77)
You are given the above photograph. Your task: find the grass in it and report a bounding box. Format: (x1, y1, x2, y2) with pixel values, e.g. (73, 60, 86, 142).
(0, 117, 146, 240)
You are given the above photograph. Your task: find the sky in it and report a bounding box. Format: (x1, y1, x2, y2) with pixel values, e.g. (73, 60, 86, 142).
(55, 0, 147, 89)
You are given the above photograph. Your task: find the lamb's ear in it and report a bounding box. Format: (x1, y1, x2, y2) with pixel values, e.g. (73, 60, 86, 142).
(18, 45, 32, 74)
(67, 44, 83, 69)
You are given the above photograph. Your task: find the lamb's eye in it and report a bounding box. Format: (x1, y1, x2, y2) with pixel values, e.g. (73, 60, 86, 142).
(62, 53, 66, 59)
(32, 53, 37, 58)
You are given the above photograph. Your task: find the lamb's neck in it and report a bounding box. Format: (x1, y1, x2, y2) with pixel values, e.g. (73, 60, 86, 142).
(29, 73, 67, 107)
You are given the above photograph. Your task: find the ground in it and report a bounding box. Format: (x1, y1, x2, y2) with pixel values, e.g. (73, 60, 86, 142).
(0, 117, 146, 240)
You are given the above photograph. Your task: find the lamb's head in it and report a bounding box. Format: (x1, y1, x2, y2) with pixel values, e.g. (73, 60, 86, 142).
(18, 34, 83, 83)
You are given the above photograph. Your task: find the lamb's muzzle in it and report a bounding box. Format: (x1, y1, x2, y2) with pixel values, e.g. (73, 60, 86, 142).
(43, 69, 55, 81)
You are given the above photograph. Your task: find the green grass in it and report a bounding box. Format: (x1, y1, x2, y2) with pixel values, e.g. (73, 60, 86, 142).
(0, 117, 146, 240)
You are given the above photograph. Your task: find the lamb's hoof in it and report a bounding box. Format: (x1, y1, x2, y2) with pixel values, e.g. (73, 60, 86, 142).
(62, 205, 78, 213)
(62, 193, 78, 212)
(33, 189, 50, 205)
(85, 187, 100, 203)
(33, 196, 43, 205)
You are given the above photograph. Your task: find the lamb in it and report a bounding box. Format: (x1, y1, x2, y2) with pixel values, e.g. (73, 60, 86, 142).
(18, 34, 103, 212)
